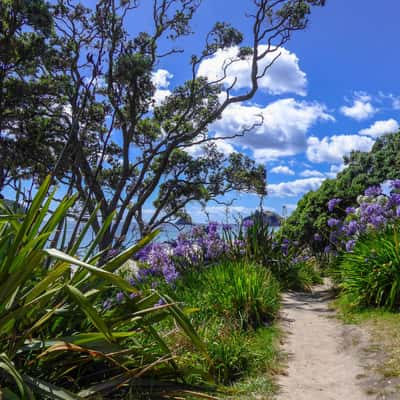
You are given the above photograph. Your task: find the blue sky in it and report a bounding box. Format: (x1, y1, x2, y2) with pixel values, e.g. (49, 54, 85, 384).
(143, 0, 400, 222)
(7, 0, 400, 224)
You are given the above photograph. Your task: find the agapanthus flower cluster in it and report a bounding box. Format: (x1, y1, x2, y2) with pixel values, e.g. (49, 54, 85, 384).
(328, 198, 342, 212)
(291, 255, 311, 264)
(326, 180, 400, 253)
(136, 243, 179, 284)
(133, 222, 233, 285)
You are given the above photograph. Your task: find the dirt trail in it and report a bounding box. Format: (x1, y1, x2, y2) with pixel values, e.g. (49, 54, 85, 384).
(277, 281, 368, 400)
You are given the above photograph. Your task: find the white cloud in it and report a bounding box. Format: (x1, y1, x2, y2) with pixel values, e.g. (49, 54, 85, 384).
(197, 45, 307, 96)
(306, 134, 374, 164)
(213, 98, 333, 162)
(153, 89, 172, 105)
(393, 98, 400, 110)
(300, 169, 324, 177)
(268, 177, 325, 197)
(378, 92, 400, 110)
(340, 92, 377, 121)
(152, 69, 173, 106)
(359, 118, 399, 138)
(270, 165, 295, 175)
(152, 69, 173, 89)
(184, 138, 235, 158)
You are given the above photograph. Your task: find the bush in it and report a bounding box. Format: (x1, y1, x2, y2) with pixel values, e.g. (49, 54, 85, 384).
(339, 224, 400, 310)
(174, 260, 280, 330)
(159, 260, 281, 384)
(283, 260, 323, 292)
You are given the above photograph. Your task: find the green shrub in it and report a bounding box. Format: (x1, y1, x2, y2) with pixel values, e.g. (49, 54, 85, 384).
(159, 260, 281, 385)
(174, 260, 280, 330)
(284, 260, 323, 292)
(339, 224, 400, 310)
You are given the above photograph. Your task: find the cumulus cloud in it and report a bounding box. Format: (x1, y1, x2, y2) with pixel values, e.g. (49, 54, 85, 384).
(153, 89, 172, 105)
(359, 118, 399, 138)
(268, 177, 325, 197)
(212, 98, 333, 162)
(152, 69, 173, 106)
(152, 69, 173, 88)
(270, 166, 295, 175)
(197, 45, 307, 96)
(300, 169, 324, 177)
(340, 92, 377, 121)
(306, 134, 374, 164)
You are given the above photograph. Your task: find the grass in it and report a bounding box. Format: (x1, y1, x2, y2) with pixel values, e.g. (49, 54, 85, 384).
(226, 326, 282, 399)
(158, 260, 283, 396)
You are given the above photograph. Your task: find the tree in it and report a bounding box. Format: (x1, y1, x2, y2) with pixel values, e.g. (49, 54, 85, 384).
(0, 0, 65, 192)
(282, 131, 400, 251)
(2, 0, 325, 249)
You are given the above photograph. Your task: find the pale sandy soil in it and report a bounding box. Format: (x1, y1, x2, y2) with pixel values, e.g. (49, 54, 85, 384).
(277, 281, 368, 400)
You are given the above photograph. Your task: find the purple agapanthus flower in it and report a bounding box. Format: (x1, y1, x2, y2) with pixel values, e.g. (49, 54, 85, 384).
(389, 193, 400, 207)
(391, 179, 400, 190)
(313, 233, 322, 241)
(327, 218, 340, 227)
(116, 292, 124, 303)
(128, 277, 136, 286)
(342, 220, 358, 236)
(328, 198, 342, 212)
(155, 298, 166, 307)
(243, 219, 254, 228)
(107, 248, 120, 259)
(206, 221, 219, 235)
(364, 185, 382, 197)
(345, 239, 356, 252)
(345, 207, 356, 215)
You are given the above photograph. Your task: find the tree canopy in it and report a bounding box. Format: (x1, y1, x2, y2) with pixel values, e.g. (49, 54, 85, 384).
(281, 131, 400, 251)
(1, 0, 325, 248)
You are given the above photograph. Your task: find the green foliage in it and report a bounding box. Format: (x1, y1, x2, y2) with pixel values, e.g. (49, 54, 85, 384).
(282, 260, 323, 292)
(338, 223, 400, 310)
(228, 327, 280, 398)
(282, 131, 400, 252)
(205, 322, 251, 385)
(244, 215, 277, 266)
(161, 260, 281, 385)
(0, 178, 212, 399)
(0, 0, 68, 187)
(174, 260, 280, 330)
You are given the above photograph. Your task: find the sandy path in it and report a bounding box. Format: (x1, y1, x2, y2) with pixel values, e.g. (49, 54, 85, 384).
(278, 281, 367, 400)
